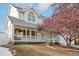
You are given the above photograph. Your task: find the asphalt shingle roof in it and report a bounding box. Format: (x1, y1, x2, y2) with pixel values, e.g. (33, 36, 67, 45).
(8, 16, 37, 28)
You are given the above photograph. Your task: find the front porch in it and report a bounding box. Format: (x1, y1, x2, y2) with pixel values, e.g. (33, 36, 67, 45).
(13, 26, 50, 43)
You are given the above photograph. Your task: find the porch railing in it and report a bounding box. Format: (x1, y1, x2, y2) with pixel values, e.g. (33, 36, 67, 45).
(14, 35, 47, 42)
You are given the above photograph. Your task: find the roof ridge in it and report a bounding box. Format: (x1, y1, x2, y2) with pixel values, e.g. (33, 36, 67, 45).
(10, 4, 47, 19)
(11, 4, 23, 10)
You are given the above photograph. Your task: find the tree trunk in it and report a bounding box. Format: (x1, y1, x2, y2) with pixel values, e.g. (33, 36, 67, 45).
(65, 39, 70, 47)
(59, 33, 71, 47)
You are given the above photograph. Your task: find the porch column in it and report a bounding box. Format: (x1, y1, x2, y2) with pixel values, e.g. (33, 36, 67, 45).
(30, 29, 31, 39)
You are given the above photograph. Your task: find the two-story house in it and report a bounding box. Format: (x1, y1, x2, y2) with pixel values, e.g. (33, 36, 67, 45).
(5, 4, 53, 43)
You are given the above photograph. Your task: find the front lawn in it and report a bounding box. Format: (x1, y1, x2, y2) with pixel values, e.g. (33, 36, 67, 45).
(10, 44, 79, 56)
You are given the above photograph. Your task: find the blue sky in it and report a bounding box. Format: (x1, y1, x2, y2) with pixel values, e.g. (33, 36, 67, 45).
(0, 3, 9, 32)
(0, 3, 56, 32)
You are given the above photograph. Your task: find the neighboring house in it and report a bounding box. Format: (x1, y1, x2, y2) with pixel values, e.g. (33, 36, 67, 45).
(0, 32, 10, 45)
(5, 4, 53, 43)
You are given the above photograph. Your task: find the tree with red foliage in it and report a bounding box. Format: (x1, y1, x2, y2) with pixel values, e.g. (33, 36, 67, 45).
(39, 3, 79, 46)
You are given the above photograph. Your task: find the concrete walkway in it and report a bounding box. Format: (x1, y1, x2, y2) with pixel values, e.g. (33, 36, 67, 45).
(0, 47, 13, 56)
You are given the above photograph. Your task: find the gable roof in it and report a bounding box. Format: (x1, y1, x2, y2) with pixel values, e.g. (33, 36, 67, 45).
(8, 16, 37, 28)
(11, 3, 47, 20)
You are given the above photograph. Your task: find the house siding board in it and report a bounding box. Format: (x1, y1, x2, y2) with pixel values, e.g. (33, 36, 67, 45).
(37, 18, 43, 24)
(18, 11, 25, 20)
(9, 5, 18, 18)
(58, 35, 67, 46)
(6, 18, 13, 41)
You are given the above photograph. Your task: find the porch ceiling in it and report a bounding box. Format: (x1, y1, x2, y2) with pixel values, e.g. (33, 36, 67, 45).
(8, 16, 37, 28)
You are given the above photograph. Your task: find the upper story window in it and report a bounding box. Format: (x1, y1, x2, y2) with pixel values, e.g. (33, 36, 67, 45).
(28, 12, 35, 22)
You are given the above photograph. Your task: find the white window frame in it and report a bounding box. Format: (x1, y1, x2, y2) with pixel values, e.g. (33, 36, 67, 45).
(28, 12, 35, 22)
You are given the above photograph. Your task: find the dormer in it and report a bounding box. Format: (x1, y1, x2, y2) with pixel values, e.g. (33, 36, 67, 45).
(24, 8, 37, 24)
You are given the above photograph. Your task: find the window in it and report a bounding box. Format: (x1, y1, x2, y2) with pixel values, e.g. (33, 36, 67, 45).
(28, 12, 31, 21)
(31, 31, 35, 36)
(23, 30, 26, 35)
(32, 14, 35, 22)
(28, 12, 35, 22)
(27, 30, 30, 35)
